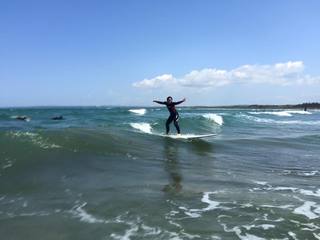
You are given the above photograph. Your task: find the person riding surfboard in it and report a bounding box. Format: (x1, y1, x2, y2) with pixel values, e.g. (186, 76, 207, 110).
(153, 97, 186, 134)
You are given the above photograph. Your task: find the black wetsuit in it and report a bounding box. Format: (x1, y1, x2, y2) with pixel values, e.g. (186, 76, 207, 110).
(154, 100, 184, 134)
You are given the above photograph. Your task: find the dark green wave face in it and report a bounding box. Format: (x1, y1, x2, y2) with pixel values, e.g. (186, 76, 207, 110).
(0, 107, 320, 239)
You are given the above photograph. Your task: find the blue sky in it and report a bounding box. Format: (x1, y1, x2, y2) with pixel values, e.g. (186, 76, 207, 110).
(1, 0, 319, 106)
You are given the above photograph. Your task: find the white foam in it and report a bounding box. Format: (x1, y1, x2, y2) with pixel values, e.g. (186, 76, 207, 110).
(287, 110, 312, 115)
(250, 184, 298, 193)
(168, 219, 181, 228)
(211, 236, 222, 240)
(141, 224, 161, 236)
(249, 111, 292, 117)
(110, 218, 167, 239)
(251, 183, 320, 200)
(282, 170, 319, 176)
(130, 122, 152, 134)
(249, 110, 312, 117)
(221, 224, 266, 240)
(279, 120, 320, 125)
(240, 203, 254, 208)
(111, 225, 139, 240)
(252, 181, 268, 185)
(126, 153, 137, 160)
(240, 114, 320, 125)
(186, 212, 201, 218)
(299, 189, 320, 197)
(260, 204, 294, 210)
(201, 192, 222, 211)
(290, 220, 320, 232)
(203, 113, 224, 125)
(189, 191, 230, 213)
(243, 224, 275, 230)
(8, 131, 60, 149)
(129, 108, 146, 115)
(288, 232, 298, 240)
(2, 161, 13, 169)
(180, 231, 201, 239)
(274, 111, 292, 117)
(293, 201, 320, 219)
(314, 233, 320, 240)
(272, 187, 298, 191)
(299, 171, 319, 176)
(15, 211, 50, 217)
(70, 202, 106, 224)
(171, 192, 230, 221)
(181, 208, 201, 218)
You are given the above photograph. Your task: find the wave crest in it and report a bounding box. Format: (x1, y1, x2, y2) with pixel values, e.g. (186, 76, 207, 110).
(203, 114, 224, 126)
(129, 109, 146, 115)
(130, 122, 152, 134)
(7, 131, 61, 149)
(249, 110, 312, 117)
(239, 114, 320, 125)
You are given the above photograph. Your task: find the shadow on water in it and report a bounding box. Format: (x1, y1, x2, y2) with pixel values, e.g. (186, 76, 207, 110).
(162, 138, 183, 194)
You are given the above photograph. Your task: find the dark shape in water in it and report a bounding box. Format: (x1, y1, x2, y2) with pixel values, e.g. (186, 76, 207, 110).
(51, 115, 64, 120)
(15, 115, 29, 121)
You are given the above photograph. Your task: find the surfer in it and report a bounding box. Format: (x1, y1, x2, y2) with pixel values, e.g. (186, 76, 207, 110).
(15, 116, 29, 121)
(153, 97, 186, 134)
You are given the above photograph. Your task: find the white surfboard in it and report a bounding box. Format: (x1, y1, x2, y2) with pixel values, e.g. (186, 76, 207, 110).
(129, 123, 216, 139)
(159, 133, 216, 139)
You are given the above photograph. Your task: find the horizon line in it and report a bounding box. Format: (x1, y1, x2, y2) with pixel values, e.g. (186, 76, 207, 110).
(0, 102, 318, 109)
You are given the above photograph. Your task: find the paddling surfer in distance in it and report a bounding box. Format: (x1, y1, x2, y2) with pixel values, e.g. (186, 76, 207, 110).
(153, 97, 186, 135)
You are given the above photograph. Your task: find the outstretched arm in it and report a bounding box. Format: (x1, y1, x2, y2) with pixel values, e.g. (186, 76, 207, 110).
(153, 100, 166, 105)
(173, 98, 186, 105)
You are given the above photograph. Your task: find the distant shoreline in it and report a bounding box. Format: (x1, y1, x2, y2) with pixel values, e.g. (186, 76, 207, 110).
(1, 103, 319, 109)
(191, 103, 320, 109)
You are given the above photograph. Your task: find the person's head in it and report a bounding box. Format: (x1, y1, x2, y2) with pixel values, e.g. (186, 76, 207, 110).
(167, 96, 173, 103)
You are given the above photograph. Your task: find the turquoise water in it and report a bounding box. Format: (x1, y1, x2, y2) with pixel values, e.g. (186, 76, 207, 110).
(0, 107, 319, 239)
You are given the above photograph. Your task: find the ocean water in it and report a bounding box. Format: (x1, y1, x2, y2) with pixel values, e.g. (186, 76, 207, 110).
(0, 107, 319, 240)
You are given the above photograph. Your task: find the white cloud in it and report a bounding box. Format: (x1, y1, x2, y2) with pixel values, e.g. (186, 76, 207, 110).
(132, 61, 320, 89)
(181, 69, 230, 87)
(132, 74, 176, 89)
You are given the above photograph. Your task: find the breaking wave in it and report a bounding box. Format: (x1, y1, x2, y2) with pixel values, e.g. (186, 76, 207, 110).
(6, 131, 61, 149)
(130, 122, 152, 134)
(129, 109, 146, 115)
(202, 113, 224, 126)
(249, 110, 312, 117)
(239, 114, 320, 125)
